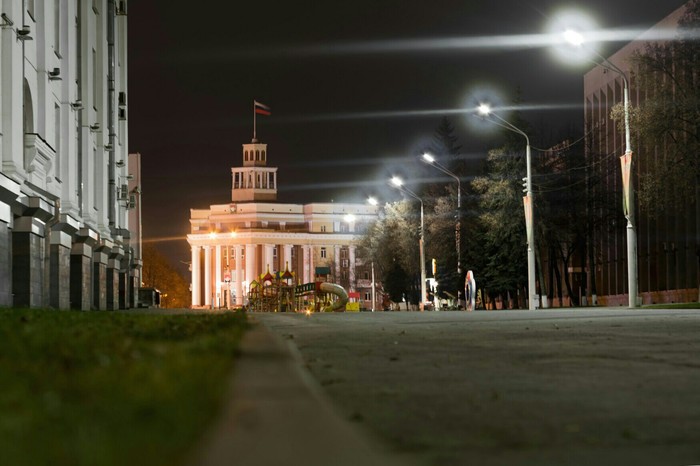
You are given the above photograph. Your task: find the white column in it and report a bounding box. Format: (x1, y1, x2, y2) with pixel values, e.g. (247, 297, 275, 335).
(235, 245, 243, 305)
(309, 245, 315, 282)
(191, 245, 201, 307)
(283, 244, 292, 271)
(246, 244, 256, 287)
(302, 245, 310, 283)
(263, 244, 274, 272)
(334, 245, 341, 283)
(215, 245, 222, 308)
(349, 246, 356, 292)
(204, 246, 212, 307)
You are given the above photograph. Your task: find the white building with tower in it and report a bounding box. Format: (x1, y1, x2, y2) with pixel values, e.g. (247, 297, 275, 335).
(187, 134, 379, 309)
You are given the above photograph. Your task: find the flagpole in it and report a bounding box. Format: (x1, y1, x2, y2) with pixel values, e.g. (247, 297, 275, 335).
(253, 100, 257, 142)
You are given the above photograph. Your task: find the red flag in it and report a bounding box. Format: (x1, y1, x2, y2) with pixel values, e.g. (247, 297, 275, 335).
(254, 100, 271, 116)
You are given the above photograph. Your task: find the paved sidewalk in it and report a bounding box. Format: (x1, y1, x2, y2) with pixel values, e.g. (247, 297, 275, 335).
(256, 308, 700, 466)
(188, 315, 418, 466)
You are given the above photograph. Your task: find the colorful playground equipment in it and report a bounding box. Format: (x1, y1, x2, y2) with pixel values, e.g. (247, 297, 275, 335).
(246, 265, 349, 313)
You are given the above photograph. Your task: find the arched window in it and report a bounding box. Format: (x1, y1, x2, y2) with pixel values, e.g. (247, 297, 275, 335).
(244, 150, 248, 161)
(256, 150, 260, 161)
(262, 150, 266, 160)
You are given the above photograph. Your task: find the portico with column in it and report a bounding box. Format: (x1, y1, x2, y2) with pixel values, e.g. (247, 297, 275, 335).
(187, 133, 378, 309)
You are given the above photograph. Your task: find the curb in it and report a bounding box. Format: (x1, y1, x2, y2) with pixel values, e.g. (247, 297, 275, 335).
(189, 316, 415, 466)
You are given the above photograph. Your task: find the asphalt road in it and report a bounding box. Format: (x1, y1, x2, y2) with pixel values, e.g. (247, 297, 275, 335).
(257, 308, 700, 466)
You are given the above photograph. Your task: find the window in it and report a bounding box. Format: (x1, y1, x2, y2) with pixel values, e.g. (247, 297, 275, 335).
(341, 259, 349, 268)
(340, 223, 349, 233)
(244, 150, 248, 161)
(255, 150, 260, 161)
(364, 292, 370, 301)
(273, 247, 277, 258)
(363, 271, 369, 280)
(262, 150, 266, 160)
(320, 247, 327, 259)
(320, 225, 326, 232)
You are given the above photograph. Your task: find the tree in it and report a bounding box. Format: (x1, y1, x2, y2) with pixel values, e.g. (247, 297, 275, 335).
(471, 147, 528, 306)
(141, 244, 191, 308)
(422, 117, 468, 303)
(615, 1, 700, 214)
(358, 201, 419, 308)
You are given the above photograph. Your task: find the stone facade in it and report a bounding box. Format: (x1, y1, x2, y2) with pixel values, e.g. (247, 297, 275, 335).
(0, 1, 139, 309)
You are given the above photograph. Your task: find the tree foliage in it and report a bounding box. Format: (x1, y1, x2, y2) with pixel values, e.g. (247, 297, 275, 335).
(358, 201, 419, 306)
(616, 1, 700, 214)
(471, 148, 527, 298)
(141, 244, 191, 308)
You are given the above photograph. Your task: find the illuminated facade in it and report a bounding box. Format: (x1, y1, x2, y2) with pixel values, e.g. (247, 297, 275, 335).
(0, 1, 138, 309)
(188, 139, 379, 309)
(584, 3, 698, 305)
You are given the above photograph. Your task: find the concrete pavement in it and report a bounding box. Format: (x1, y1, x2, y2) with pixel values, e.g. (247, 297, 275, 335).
(253, 308, 700, 466)
(188, 313, 419, 466)
(186, 307, 700, 465)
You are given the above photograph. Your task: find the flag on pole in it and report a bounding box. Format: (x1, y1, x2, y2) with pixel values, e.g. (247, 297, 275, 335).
(254, 100, 271, 116)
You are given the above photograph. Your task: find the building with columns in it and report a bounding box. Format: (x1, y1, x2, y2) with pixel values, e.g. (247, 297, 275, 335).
(0, 0, 139, 309)
(188, 138, 379, 309)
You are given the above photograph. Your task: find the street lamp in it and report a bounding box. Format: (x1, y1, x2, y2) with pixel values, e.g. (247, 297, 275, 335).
(421, 152, 462, 305)
(562, 28, 638, 308)
(477, 104, 537, 311)
(389, 176, 427, 311)
(367, 196, 379, 311)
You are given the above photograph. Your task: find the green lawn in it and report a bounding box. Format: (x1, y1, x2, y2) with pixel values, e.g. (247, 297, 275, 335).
(0, 309, 248, 466)
(644, 302, 700, 309)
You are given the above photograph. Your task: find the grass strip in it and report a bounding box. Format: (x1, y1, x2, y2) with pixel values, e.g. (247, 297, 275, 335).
(644, 302, 700, 309)
(0, 309, 248, 466)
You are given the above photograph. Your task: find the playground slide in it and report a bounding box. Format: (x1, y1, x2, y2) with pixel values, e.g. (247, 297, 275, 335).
(319, 282, 349, 312)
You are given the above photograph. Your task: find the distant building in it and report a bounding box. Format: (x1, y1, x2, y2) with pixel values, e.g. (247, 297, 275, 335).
(0, 1, 138, 309)
(187, 138, 380, 309)
(584, 2, 698, 305)
(128, 152, 143, 308)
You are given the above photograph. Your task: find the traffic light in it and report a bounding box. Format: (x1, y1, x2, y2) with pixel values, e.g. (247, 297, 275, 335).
(522, 177, 528, 193)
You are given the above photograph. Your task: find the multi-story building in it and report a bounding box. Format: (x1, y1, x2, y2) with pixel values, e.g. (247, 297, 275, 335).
(0, 0, 138, 309)
(187, 137, 379, 310)
(584, 2, 698, 305)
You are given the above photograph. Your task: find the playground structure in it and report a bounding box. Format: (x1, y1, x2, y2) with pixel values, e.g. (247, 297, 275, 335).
(246, 266, 349, 313)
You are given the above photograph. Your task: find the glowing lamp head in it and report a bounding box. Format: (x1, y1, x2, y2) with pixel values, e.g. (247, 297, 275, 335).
(367, 196, 378, 206)
(344, 213, 356, 223)
(209, 232, 217, 240)
(477, 103, 492, 116)
(563, 29, 584, 47)
(390, 176, 403, 188)
(422, 153, 435, 163)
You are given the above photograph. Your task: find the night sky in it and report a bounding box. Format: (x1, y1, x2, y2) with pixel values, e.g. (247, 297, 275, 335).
(127, 0, 688, 270)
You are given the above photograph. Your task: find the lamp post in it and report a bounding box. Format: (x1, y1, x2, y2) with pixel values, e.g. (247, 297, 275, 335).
(477, 104, 537, 311)
(390, 177, 427, 311)
(563, 29, 637, 308)
(421, 152, 462, 305)
(368, 197, 379, 311)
